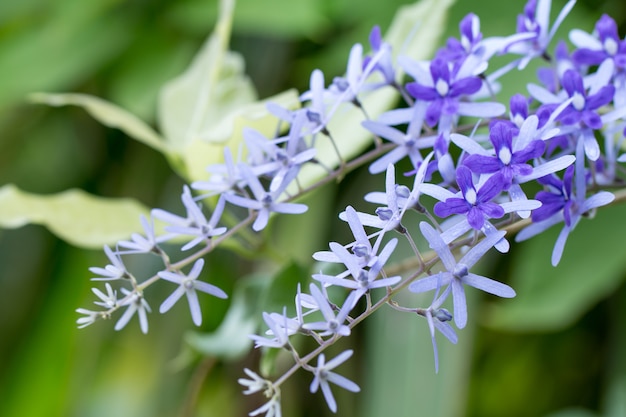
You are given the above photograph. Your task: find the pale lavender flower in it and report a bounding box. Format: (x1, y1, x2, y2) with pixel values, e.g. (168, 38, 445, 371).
(115, 288, 151, 334)
(250, 309, 292, 349)
(116, 215, 170, 255)
(192, 146, 244, 196)
(313, 205, 378, 268)
(92, 283, 117, 309)
(363, 103, 436, 174)
(157, 258, 227, 326)
(302, 284, 356, 337)
(89, 244, 129, 281)
(76, 308, 99, 329)
(252, 113, 316, 192)
(310, 349, 360, 413)
(224, 164, 308, 232)
(313, 238, 401, 300)
(153, 186, 227, 251)
(421, 283, 457, 373)
(409, 222, 515, 329)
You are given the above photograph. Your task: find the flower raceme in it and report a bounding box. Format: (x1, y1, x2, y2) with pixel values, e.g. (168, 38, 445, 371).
(74, 1, 626, 415)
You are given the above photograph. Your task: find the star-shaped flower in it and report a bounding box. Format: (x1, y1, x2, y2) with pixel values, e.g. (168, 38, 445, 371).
(409, 222, 515, 329)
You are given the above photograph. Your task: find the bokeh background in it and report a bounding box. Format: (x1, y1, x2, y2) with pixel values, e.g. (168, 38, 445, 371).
(1, 0, 625, 416)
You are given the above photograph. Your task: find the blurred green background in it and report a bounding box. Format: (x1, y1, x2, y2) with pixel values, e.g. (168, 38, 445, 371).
(1, 0, 625, 416)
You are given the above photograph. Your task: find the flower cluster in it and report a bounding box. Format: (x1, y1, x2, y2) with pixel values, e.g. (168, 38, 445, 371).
(76, 0, 626, 415)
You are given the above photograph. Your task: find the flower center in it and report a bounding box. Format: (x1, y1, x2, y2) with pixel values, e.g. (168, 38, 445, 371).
(572, 92, 586, 111)
(262, 194, 273, 208)
(498, 147, 512, 165)
(465, 188, 477, 205)
(435, 78, 450, 97)
(604, 37, 618, 56)
(453, 263, 469, 279)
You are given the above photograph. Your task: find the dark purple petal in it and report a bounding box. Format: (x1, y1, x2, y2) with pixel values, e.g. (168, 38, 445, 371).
(531, 191, 565, 222)
(459, 13, 480, 44)
(512, 140, 545, 163)
(479, 202, 505, 219)
(425, 100, 443, 127)
(406, 82, 438, 101)
(586, 85, 615, 110)
(489, 121, 513, 153)
(430, 58, 450, 83)
(596, 14, 618, 43)
(449, 77, 482, 97)
(510, 93, 529, 119)
(563, 165, 574, 198)
(562, 69, 584, 96)
(463, 154, 502, 174)
(467, 207, 485, 229)
(369, 25, 382, 50)
(558, 107, 582, 125)
(441, 97, 459, 115)
(434, 198, 469, 217)
(456, 165, 475, 195)
(511, 163, 533, 177)
(572, 49, 608, 66)
(582, 111, 603, 130)
(477, 172, 505, 203)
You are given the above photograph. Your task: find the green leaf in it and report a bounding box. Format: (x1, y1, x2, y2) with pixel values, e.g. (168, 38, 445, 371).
(543, 409, 598, 417)
(179, 88, 300, 183)
(296, 0, 455, 189)
(0, 184, 149, 249)
(29, 92, 167, 154)
(485, 203, 626, 331)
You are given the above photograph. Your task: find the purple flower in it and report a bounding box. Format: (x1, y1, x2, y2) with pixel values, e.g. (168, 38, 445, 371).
(517, 146, 615, 265)
(434, 165, 505, 230)
(406, 58, 483, 127)
(463, 121, 545, 189)
(158, 258, 227, 326)
(310, 350, 360, 413)
(571, 14, 626, 68)
(409, 222, 515, 329)
(557, 69, 615, 130)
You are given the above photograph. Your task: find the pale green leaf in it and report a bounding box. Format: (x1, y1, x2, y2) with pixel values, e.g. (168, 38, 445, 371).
(180, 88, 300, 183)
(29, 92, 167, 154)
(485, 203, 626, 331)
(297, 0, 455, 188)
(0, 184, 149, 249)
(157, 0, 251, 149)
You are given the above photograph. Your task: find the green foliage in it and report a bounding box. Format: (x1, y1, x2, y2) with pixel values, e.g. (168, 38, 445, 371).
(486, 204, 626, 331)
(0, 184, 149, 248)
